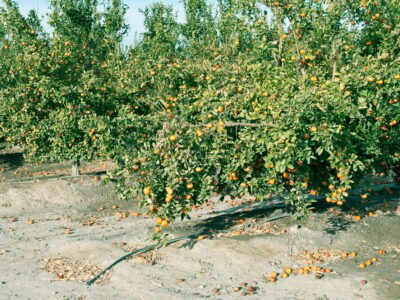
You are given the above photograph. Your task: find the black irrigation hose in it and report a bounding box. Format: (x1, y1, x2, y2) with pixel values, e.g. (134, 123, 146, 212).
(1, 174, 102, 184)
(85, 213, 291, 287)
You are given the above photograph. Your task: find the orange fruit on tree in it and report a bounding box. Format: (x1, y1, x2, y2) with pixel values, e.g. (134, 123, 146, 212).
(143, 187, 151, 196)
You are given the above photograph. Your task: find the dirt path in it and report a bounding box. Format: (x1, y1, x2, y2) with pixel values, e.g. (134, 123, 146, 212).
(0, 179, 399, 300)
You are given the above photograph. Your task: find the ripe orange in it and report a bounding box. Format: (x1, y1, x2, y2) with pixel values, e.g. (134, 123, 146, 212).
(195, 167, 203, 173)
(353, 215, 362, 221)
(169, 135, 177, 142)
(310, 76, 318, 83)
(161, 220, 169, 227)
(281, 273, 289, 278)
(359, 263, 366, 268)
(311, 126, 318, 132)
(365, 260, 372, 266)
(284, 267, 292, 274)
(143, 187, 151, 195)
(269, 179, 276, 185)
(371, 257, 377, 262)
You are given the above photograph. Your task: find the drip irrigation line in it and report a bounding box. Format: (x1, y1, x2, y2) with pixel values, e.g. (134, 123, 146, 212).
(1, 174, 103, 184)
(86, 213, 291, 286)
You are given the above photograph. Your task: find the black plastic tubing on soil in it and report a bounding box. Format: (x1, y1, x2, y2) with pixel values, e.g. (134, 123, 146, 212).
(86, 213, 291, 286)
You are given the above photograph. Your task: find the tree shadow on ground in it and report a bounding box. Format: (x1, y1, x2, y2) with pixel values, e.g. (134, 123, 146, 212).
(179, 199, 288, 249)
(317, 185, 400, 235)
(0, 152, 24, 170)
(177, 183, 400, 248)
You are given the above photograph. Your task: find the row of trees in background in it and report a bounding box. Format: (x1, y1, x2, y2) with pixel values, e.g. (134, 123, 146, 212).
(1, 0, 399, 233)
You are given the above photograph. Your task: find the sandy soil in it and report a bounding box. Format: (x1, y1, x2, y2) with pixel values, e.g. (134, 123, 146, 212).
(0, 178, 399, 300)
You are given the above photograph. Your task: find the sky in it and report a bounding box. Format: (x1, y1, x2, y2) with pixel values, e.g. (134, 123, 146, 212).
(0, 0, 195, 43)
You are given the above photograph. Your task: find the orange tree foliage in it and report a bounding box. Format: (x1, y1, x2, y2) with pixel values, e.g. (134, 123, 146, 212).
(0, 0, 399, 236)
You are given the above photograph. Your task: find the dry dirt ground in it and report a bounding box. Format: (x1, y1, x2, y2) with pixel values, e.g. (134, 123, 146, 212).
(0, 159, 399, 299)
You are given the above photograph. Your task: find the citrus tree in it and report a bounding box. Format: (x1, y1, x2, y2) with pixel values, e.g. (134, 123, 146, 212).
(107, 0, 400, 235)
(0, 0, 399, 236)
(0, 0, 129, 174)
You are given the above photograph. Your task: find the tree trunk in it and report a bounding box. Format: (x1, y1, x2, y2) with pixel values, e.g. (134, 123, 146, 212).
(71, 159, 80, 176)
